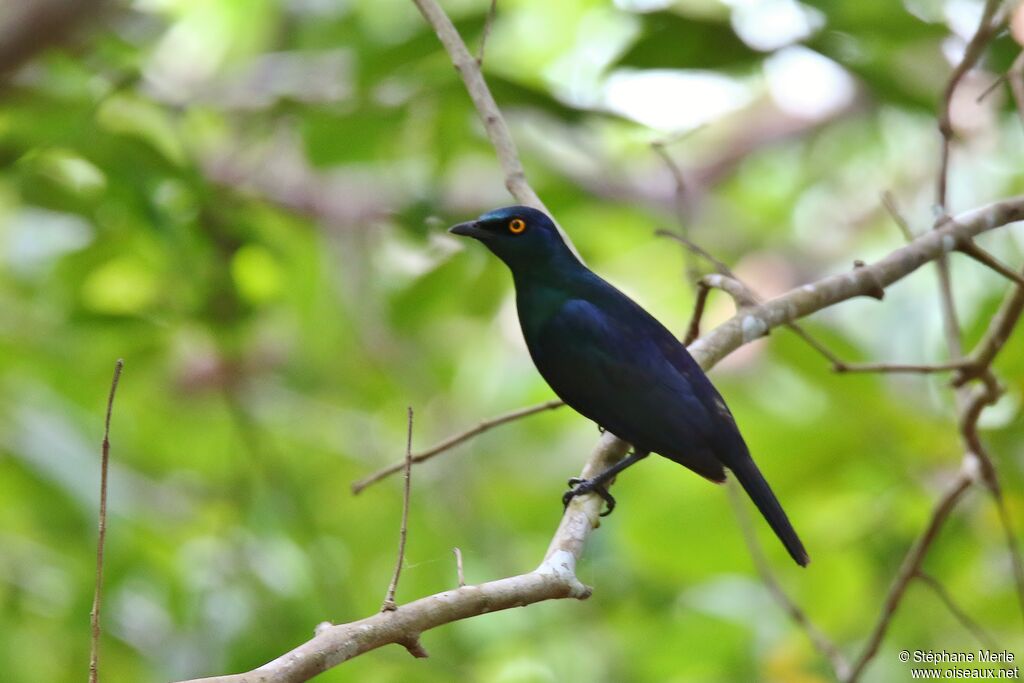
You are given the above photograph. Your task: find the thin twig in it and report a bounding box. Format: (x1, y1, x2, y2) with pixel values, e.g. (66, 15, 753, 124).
(727, 482, 850, 680)
(683, 280, 711, 346)
(453, 547, 466, 588)
(937, 0, 1005, 209)
(173, 196, 1024, 683)
(476, 0, 498, 66)
(957, 269, 1024, 384)
(653, 143, 700, 283)
(914, 571, 998, 650)
(976, 72, 1007, 102)
(89, 359, 124, 683)
(958, 379, 1024, 624)
(783, 323, 846, 366)
(882, 191, 916, 242)
(844, 462, 975, 683)
(410, 0, 582, 260)
(661, 228, 912, 372)
(929, 1, 1024, 631)
(656, 229, 735, 279)
(958, 240, 1024, 286)
(992, 486, 1024, 623)
(933, 0, 1005, 369)
(382, 407, 415, 614)
(352, 399, 564, 494)
(934, 253, 964, 356)
(833, 360, 973, 375)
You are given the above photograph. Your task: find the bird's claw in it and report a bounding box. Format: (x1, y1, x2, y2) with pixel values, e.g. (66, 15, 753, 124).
(562, 477, 616, 516)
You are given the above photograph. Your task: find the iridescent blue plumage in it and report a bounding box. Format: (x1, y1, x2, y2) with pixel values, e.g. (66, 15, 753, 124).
(450, 206, 808, 566)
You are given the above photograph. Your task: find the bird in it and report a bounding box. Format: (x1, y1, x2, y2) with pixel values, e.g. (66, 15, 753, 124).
(448, 205, 809, 567)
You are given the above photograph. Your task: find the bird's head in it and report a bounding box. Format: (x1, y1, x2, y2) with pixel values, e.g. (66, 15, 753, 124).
(448, 205, 577, 272)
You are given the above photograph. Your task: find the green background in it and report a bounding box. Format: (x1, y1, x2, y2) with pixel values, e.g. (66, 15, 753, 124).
(1, 0, 1022, 681)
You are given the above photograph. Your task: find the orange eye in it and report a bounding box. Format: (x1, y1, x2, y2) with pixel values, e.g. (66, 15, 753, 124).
(509, 218, 526, 234)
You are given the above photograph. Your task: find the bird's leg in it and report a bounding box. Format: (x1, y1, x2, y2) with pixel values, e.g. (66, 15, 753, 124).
(562, 450, 649, 517)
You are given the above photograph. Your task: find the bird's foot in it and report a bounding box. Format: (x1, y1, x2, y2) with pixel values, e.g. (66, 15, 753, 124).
(562, 477, 616, 516)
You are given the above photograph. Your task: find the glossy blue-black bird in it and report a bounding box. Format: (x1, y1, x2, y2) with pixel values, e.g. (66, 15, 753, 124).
(449, 205, 808, 566)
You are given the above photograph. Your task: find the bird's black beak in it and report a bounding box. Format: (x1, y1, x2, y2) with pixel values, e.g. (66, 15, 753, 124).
(448, 221, 486, 239)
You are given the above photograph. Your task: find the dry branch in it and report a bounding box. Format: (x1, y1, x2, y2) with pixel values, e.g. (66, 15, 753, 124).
(351, 399, 564, 493)
(174, 194, 1024, 683)
(409, 0, 581, 260)
(381, 408, 416, 614)
(728, 482, 850, 680)
(89, 359, 124, 683)
(914, 571, 998, 651)
(844, 461, 976, 682)
(173, 1, 1024, 680)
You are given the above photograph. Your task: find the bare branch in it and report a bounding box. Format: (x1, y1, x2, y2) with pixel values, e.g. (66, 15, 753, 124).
(937, 0, 1006, 209)
(652, 143, 700, 283)
(844, 461, 976, 683)
(661, 225, 969, 375)
(351, 399, 564, 494)
(727, 482, 850, 680)
(409, 0, 582, 259)
(170, 0, 1024, 674)
(656, 229, 736, 280)
(956, 267, 1024, 385)
(175, 562, 591, 683)
(993, 486, 1024, 624)
(914, 571, 998, 650)
(701, 273, 758, 308)
(90, 359, 124, 683)
(833, 360, 973, 375)
(174, 193, 1024, 683)
(958, 240, 1024, 286)
(975, 73, 1007, 102)
(683, 280, 711, 346)
(453, 548, 466, 588)
(957, 380, 1024, 623)
(932, 0, 1005, 373)
(476, 0, 498, 66)
(382, 408, 416, 614)
(927, 2, 1024, 629)
(882, 191, 916, 242)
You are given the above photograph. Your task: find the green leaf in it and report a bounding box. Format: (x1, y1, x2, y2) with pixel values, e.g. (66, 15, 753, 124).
(615, 11, 763, 71)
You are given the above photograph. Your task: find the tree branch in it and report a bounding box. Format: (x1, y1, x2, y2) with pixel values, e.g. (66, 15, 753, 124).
(172, 1, 1024, 679)
(955, 267, 1024, 385)
(351, 399, 564, 494)
(475, 0, 498, 66)
(89, 359, 124, 683)
(929, 0, 1024, 632)
(844, 461, 976, 683)
(914, 571, 998, 651)
(409, 0, 582, 259)
(936, 0, 1006, 209)
(727, 482, 850, 680)
(173, 191, 1024, 683)
(958, 240, 1024, 286)
(381, 408, 416, 614)
(832, 360, 973, 375)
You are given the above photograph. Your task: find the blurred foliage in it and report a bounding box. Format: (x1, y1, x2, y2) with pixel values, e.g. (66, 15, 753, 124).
(1, 0, 1023, 682)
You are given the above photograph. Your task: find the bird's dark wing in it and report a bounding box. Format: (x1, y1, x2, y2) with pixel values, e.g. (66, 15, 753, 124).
(529, 297, 727, 482)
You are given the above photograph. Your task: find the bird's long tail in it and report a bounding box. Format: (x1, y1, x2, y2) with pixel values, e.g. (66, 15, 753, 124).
(728, 452, 809, 567)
